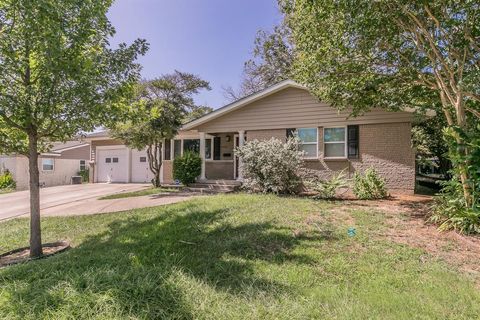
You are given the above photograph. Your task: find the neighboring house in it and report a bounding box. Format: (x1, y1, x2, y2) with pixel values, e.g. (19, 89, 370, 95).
(0, 141, 90, 190)
(87, 80, 423, 193)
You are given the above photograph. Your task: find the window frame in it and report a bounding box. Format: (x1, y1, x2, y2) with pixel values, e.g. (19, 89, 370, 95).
(42, 158, 55, 171)
(323, 126, 348, 159)
(297, 128, 318, 159)
(79, 160, 86, 171)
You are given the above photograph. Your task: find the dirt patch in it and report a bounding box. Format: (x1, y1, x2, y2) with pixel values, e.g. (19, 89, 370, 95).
(0, 241, 70, 268)
(333, 194, 480, 281)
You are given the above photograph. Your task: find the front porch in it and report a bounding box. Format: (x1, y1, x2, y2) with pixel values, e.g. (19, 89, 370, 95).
(161, 130, 246, 183)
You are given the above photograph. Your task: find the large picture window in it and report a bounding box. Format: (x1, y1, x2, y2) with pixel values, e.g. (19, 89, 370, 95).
(324, 127, 347, 158)
(297, 128, 318, 158)
(183, 139, 200, 154)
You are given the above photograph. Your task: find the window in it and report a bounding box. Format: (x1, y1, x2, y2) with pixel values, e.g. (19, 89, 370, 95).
(42, 159, 54, 171)
(164, 140, 171, 160)
(105, 158, 111, 163)
(174, 140, 181, 158)
(140, 156, 147, 163)
(205, 138, 212, 159)
(183, 139, 200, 154)
(324, 127, 347, 158)
(297, 128, 318, 158)
(80, 160, 86, 171)
(112, 157, 119, 163)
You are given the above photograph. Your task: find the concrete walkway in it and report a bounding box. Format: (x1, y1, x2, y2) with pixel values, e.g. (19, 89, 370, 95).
(0, 184, 192, 221)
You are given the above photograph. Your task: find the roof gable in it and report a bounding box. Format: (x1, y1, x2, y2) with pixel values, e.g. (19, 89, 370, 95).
(182, 80, 306, 130)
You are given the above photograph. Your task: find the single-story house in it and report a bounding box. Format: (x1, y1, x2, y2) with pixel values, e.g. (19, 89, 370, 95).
(87, 80, 425, 194)
(0, 141, 90, 190)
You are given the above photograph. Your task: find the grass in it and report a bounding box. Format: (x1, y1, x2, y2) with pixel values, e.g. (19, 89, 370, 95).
(0, 194, 479, 319)
(98, 186, 180, 200)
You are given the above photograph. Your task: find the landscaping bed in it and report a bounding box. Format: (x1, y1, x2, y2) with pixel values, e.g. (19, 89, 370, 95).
(0, 241, 70, 268)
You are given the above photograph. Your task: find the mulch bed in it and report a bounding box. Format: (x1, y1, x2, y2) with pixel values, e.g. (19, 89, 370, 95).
(0, 241, 70, 268)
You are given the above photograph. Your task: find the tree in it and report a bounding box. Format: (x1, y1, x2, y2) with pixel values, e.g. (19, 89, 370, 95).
(0, 0, 148, 257)
(112, 72, 211, 187)
(286, 0, 480, 207)
(223, 23, 294, 101)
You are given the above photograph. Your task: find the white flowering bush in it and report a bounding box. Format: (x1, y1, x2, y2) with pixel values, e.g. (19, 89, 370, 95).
(235, 137, 304, 194)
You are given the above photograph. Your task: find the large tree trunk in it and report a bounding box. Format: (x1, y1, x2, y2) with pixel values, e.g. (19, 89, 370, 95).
(455, 98, 473, 208)
(147, 142, 162, 188)
(28, 133, 43, 257)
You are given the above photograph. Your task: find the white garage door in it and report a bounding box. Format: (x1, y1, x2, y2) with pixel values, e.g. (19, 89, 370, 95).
(131, 149, 155, 183)
(97, 148, 129, 183)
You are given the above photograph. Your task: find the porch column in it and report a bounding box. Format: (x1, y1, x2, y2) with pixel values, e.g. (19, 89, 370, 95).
(199, 132, 207, 181)
(237, 130, 245, 181)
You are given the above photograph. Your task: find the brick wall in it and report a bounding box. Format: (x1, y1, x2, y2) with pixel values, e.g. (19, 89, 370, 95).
(246, 123, 415, 194)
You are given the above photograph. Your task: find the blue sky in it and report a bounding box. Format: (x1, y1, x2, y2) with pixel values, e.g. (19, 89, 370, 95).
(107, 0, 283, 109)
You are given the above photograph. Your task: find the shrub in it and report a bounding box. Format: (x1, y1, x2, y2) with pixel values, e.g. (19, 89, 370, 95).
(78, 169, 89, 183)
(173, 151, 202, 185)
(430, 179, 480, 234)
(305, 170, 348, 199)
(0, 170, 16, 190)
(235, 137, 304, 194)
(352, 168, 388, 200)
(429, 126, 480, 234)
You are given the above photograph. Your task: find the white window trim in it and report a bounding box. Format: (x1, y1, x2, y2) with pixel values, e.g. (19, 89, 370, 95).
(297, 128, 318, 159)
(42, 158, 55, 171)
(171, 137, 215, 160)
(323, 126, 348, 159)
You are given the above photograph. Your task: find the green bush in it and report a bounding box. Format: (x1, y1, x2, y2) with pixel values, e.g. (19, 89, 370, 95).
(0, 171, 16, 190)
(305, 170, 348, 199)
(173, 151, 202, 185)
(429, 126, 480, 234)
(352, 168, 388, 200)
(235, 137, 304, 194)
(430, 179, 480, 234)
(78, 169, 89, 183)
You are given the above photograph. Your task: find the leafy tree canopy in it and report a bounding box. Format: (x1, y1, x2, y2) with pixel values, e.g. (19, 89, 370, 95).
(0, 0, 148, 155)
(0, 0, 148, 256)
(286, 0, 480, 117)
(286, 0, 480, 208)
(111, 71, 211, 186)
(224, 23, 294, 101)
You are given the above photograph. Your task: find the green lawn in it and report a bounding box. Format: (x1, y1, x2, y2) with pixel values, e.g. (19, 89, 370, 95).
(98, 187, 180, 200)
(0, 194, 479, 319)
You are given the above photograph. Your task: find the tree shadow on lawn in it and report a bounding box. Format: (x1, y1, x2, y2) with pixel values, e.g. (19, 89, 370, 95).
(1, 202, 334, 319)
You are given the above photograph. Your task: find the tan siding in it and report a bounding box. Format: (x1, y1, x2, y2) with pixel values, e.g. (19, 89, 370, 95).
(195, 87, 413, 132)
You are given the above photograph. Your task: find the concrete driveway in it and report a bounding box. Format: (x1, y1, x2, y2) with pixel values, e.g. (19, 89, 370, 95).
(0, 184, 151, 221)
